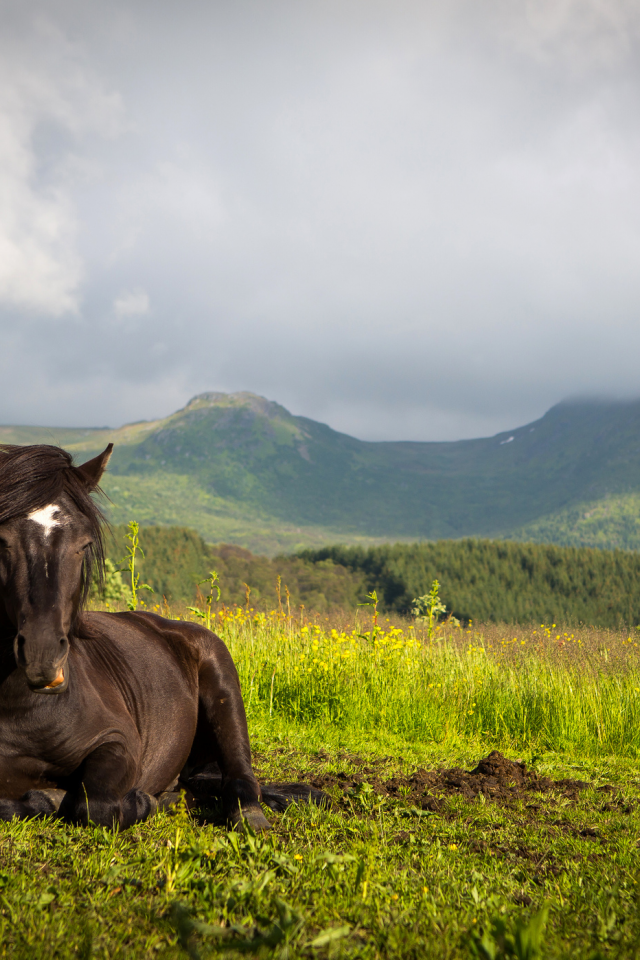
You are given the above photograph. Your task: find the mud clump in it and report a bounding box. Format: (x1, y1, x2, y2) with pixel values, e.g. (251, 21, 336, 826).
(471, 751, 526, 782)
(304, 750, 590, 810)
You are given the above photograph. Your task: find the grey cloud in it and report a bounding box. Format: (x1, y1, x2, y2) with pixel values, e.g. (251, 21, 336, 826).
(1, 0, 640, 439)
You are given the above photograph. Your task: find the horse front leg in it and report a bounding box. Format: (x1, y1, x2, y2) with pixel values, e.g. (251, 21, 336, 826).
(58, 741, 155, 829)
(0, 789, 66, 822)
(193, 646, 271, 831)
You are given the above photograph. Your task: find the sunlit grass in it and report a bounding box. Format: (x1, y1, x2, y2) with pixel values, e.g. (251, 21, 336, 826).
(134, 600, 640, 759)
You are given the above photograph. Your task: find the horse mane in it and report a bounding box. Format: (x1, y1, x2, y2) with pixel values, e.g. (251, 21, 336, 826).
(0, 444, 107, 605)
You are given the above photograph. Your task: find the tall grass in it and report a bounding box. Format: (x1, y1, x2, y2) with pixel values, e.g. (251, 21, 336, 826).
(141, 601, 640, 758)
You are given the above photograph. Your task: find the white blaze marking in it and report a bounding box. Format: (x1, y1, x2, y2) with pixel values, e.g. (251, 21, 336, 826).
(27, 504, 62, 538)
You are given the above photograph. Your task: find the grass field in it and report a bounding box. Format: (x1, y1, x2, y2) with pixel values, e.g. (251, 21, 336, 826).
(2, 604, 640, 959)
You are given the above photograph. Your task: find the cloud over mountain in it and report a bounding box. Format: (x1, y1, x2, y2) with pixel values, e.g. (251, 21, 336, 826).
(1, 1, 640, 439)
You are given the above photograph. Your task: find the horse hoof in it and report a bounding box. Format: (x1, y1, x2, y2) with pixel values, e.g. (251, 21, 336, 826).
(155, 789, 198, 813)
(232, 805, 272, 832)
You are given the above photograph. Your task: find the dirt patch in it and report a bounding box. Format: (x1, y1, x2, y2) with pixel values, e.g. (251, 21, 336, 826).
(300, 750, 590, 810)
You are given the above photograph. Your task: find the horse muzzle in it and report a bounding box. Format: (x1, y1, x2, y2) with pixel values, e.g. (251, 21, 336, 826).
(14, 634, 70, 695)
(27, 665, 69, 695)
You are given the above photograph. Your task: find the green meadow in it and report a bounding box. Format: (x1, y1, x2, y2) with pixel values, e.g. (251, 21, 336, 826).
(2, 599, 640, 959)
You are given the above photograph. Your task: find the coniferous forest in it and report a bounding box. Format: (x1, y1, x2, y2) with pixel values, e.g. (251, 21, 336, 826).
(300, 540, 640, 627)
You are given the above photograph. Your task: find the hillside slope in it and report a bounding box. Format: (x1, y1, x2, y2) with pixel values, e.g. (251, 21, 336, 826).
(3, 392, 640, 552)
(104, 525, 367, 611)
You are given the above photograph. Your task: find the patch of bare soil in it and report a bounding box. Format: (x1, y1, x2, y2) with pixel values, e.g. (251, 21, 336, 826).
(300, 750, 591, 811)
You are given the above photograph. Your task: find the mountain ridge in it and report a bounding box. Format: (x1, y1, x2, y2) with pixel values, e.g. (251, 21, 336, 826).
(2, 391, 640, 554)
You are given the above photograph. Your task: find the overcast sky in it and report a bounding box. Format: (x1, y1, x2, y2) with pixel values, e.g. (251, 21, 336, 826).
(1, 0, 640, 441)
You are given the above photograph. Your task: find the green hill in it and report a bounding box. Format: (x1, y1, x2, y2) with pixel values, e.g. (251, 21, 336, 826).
(4, 391, 640, 552)
(506, 493, 640, 551)
(104, 525, 366, 612)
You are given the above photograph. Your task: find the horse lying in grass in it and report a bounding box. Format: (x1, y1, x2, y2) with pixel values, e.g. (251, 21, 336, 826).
(0, 443, 324, 830)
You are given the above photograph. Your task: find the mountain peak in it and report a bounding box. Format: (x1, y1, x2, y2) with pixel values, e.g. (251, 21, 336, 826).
(183, 391, 293, 421)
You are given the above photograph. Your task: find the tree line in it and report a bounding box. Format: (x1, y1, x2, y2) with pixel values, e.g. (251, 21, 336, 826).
(103, 526, 640, 627)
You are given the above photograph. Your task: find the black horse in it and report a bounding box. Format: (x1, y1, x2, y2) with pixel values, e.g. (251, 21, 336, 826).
(0, 443, 321, 830)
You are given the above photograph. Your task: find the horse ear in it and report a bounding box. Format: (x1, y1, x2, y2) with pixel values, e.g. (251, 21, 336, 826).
(75, 444, 114, 491)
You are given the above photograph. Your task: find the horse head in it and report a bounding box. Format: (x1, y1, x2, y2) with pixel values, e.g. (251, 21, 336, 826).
(0, 444, 112, 694)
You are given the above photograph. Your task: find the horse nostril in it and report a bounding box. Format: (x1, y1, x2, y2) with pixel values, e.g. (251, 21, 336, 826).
(15, 635, 27, 666)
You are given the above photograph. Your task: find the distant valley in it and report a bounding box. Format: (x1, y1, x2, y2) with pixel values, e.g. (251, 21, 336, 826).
(3, 391, 640, 554)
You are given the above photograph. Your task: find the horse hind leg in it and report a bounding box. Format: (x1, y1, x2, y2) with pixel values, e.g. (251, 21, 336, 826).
(191, 652, 271, 831)
(188, 636, 330, 827)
